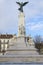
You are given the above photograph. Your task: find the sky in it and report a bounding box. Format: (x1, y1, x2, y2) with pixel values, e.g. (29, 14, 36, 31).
(0, 0, 43, 37)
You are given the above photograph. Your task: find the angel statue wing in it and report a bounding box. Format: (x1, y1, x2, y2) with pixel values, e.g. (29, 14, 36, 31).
(16, 2, 21, 5)
(23, 2, 29, 6)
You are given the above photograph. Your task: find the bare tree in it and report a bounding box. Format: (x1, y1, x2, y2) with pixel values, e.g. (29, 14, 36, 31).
(34, 35, 43, 54)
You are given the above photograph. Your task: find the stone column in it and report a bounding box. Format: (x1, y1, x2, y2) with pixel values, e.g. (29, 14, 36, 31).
(18, 12, 26, 36)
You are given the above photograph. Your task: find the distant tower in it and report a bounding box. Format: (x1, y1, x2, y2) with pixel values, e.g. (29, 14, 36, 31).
(18, 12, 25, 36)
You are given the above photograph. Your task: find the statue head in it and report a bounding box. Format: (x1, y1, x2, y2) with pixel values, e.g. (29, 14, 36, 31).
(21, 2, 23, 4)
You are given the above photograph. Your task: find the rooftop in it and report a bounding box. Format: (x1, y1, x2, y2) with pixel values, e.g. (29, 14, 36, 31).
(0, 34, 13, 39)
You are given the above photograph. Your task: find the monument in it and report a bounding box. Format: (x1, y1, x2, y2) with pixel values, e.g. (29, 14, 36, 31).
(0, 1, 43, 63)
(16, 2, 28, 36)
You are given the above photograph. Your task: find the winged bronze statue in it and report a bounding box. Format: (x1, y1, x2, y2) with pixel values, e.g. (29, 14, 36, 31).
(16, 2, 28, 12)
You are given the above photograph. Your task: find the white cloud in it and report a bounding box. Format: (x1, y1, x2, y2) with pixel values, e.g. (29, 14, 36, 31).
(26, 22, 43, 30)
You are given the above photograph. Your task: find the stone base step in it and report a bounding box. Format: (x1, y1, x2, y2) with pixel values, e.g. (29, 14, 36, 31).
(6, 48, 38, 55)
(7, 47, 38, 50)
(0, 55, 43, 62)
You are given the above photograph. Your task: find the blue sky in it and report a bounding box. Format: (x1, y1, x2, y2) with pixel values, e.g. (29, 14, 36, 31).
(0, 0, 43, 37)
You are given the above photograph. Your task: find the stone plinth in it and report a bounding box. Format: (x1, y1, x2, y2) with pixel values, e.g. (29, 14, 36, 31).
(6, 36, 38, 56)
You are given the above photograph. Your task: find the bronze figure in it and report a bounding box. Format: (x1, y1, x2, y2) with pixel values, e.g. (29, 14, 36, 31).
(16, 2, 28, 12)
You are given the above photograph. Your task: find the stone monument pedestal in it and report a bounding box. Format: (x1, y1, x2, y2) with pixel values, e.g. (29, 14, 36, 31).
(6, 36, 38, 55)
(0, 36, 43, 63)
